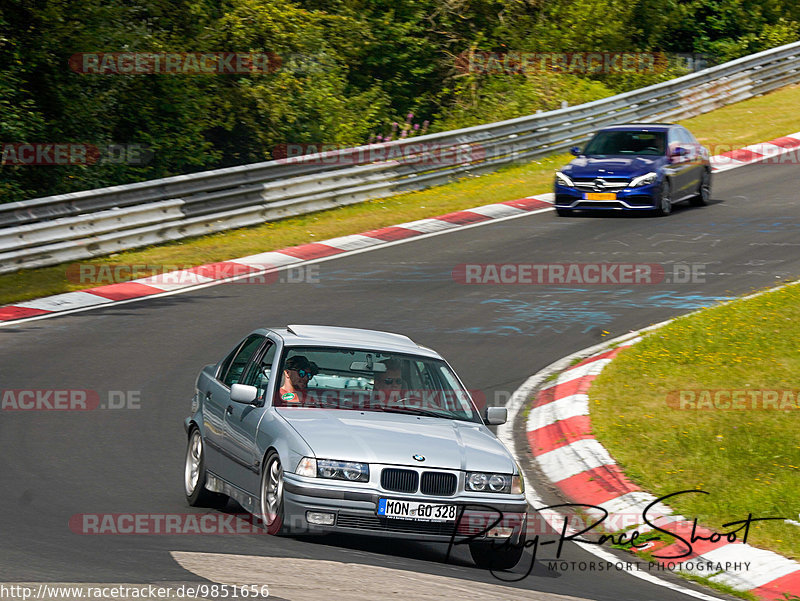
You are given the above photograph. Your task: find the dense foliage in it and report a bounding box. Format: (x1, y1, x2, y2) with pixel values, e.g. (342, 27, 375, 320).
(1, 0, 797, 201)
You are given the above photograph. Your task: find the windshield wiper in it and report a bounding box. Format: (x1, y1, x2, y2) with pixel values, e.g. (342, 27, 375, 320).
(377, 405, 448, 418)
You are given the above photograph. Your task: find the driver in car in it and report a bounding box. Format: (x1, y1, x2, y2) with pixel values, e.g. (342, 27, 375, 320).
(372, 359, 409, 408)
(279, 355, 317, 404)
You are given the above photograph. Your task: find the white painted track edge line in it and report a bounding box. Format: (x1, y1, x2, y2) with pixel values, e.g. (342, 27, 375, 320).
(6, 126, 800, 326)
(0, 204, 553, 328)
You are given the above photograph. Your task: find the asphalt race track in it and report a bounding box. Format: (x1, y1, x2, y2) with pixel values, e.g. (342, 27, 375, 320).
(2, 159, 799, 600)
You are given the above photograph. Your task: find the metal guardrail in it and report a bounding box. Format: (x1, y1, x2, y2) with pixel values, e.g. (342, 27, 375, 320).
(2, 41, 799, 273)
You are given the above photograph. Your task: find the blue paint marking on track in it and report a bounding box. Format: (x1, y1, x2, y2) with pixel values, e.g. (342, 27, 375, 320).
(450, 290, 734, 335)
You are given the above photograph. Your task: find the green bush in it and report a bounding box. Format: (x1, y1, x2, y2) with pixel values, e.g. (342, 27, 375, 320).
(1, 0, 798, 203)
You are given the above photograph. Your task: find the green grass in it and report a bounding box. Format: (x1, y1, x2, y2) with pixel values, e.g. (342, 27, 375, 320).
(2, 83, 800, 306)
(681, 83, 800, 151)
(590, 283, 800, 562)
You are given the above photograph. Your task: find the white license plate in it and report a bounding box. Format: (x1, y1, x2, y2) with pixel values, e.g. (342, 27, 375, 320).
(377, 498, 457, 522)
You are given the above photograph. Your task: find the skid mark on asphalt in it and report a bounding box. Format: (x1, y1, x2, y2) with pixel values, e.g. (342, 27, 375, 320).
(171, 552, 595, 601)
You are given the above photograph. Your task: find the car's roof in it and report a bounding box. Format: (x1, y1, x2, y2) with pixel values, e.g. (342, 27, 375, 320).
(597, 123, 678, 132)
(263, 324, 441, 358)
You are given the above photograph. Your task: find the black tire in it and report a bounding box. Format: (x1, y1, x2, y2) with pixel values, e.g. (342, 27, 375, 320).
(690, 170, 711, 206)
(260, 450, 287, 535)
(654, 179, 672, 216)
(469, 539, 526, 570)
(184, 428, 228, 508)
(555, 207, 574, 217)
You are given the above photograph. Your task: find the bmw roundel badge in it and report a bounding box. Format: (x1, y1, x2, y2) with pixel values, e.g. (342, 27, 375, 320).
(412, 454, 425, 462)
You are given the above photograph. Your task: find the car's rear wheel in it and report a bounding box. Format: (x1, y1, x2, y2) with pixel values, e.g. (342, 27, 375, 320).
(469, 538, 526, 570)
(184, 428, 228, 507)
(555, 208, 574, 217)
(654, 180, 672, 216)
(690, 170, 711, 206)
(260, 450, 287, 535)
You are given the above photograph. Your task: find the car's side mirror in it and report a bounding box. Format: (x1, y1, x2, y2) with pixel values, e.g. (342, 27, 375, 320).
(570, 146, 582, 156)
(484, 406, 508, 425)
(230, 383, 258, 404)
(671, 145, 689, 157)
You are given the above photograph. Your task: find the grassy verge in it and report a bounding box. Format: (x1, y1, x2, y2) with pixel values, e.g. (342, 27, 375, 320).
(2, 84, 800, 306)
(0, 152, 566, 306)
(590, 283, 800, 563)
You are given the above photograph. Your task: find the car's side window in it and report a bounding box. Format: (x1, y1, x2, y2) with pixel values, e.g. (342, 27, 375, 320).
(242, 342, 277, 400)
(667, 128, 682, 152)
(679, 128, 700, 151)
(219, 335, 265, 388)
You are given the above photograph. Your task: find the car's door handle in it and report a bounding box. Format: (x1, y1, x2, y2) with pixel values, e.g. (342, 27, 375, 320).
(205, 392, 212, 400)
(226, 405, 233, 415)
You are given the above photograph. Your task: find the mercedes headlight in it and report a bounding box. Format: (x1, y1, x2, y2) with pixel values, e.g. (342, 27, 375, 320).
(629, 172, 657, 187)
(555, 171, 575, 187)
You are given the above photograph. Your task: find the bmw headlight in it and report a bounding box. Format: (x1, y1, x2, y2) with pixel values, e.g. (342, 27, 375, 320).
(295, 457, 316, 477)
(555, 171, 575, 188)
(299, 458, 369, 482)
(629, 171, 657, 187)
(466, 472, 518, 493)
(511, 473, 524, 494)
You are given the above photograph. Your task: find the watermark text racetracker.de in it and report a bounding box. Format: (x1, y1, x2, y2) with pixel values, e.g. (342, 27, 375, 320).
(0, 143, 151, 166)
(65, 263, 321, 286)
(1, 390, 141, 411)
(456, 51, 713, 75)
(667, 389, 800, 410)
(452, 263, 707, 285)
(272, 142, 485, 165)
(70, 513, 266, 535)
(69, 52, 280, 75)
(708, 142, 800, 166)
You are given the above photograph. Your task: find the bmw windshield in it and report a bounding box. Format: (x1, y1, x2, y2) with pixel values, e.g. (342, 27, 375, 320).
(273, 346, 481, 423)
(583, 131, 666, 156)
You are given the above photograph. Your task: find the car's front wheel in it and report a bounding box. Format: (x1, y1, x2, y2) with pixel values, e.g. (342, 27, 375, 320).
(184, 428, 227, 508)
(690, 170, 711, 206)
(260, 450, 287, 535)
(469, 538, 526, 570)
(654, 180, 672, 216)
(555, 207, 574, 217)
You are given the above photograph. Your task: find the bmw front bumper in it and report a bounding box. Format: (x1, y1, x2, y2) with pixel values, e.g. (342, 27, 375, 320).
(281, 473, 529, 543)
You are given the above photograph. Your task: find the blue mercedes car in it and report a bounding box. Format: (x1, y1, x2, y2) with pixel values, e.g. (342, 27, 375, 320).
(554, 123, 711, 216)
